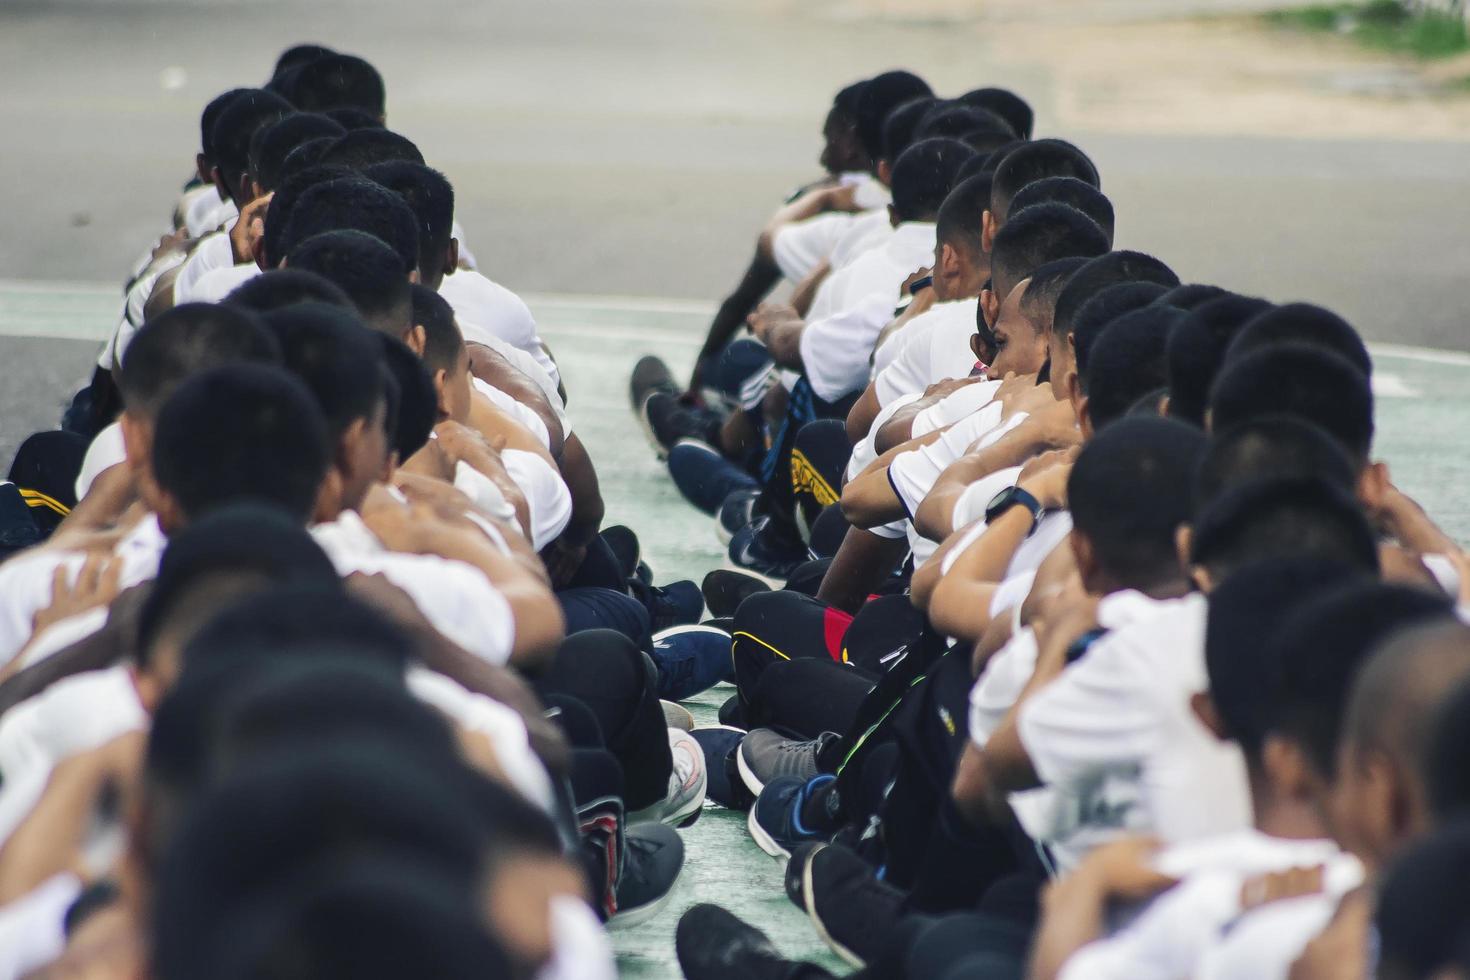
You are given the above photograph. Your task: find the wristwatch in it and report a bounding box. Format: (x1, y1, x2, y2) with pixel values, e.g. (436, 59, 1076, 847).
(984, 485, 1044, 528)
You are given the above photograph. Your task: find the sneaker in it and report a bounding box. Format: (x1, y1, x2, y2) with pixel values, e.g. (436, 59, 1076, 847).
(662, 699, 695, 732)
(642, 578, 704, 633)
(727, 517, 804, 587)
(629, 728, 707, 828)
(690, 725, 754, 810)
(629, 354, 680, 411)
(715, 488, 761, 545)
(639, 391, 721, 460)
(610, 822, 685, 929)
(747, 774, 836, 859)
(650, 624, 734, 701)
(668, 439, 759, 515)
(701, 568, 772, 618)
(600, 524, 641, 580)
(788, 842, 903, 967)
(676, 904, 798, 980)
(717, 693, 745, 729)
(736, 728, 840, 796)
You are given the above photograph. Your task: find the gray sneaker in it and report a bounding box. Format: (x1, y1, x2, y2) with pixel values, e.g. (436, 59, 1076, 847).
(735, 728, 840, 796)
(629, 728, 708, 828)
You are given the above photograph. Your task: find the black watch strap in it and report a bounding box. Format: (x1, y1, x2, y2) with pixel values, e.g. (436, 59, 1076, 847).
(985, 485, 1044, 526)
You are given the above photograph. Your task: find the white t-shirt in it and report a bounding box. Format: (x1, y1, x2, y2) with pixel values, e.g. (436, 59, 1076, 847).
(874, 299, 982, 407)
(309, 511, 517, 666)
(472, 377, 552, 452)
(501, 449, 573, 551)
(829, 209, 893, 270)
(184, 187, 237, 238)
(75, 421, 127, 501)
(171, 231, 236, 304)
(0, 872, 82, 980)
(1017, 594, 1253, 871)
(439, 271, 558, 386)
(539, 895, 617, 980)
(467, 337, 570, 438)
(189, 262, 260, 303)
(1059, 833, 1358, 980)
(772, 212, 858, 284)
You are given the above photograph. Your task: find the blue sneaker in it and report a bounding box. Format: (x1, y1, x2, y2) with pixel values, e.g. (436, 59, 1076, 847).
(690, 726, 754, 810)
(668, 439, 759, 515)
(646, 579, 704, 632)
(747, 774, 836, 859)
(727, 516, 804, 587)
(651, 624, 734, 701)
(716, 488, 761, 544)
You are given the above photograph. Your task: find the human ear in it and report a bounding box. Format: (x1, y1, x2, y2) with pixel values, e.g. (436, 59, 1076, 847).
(1190, 692, 1228, 741)
(433, 368, 451, 415)
(980, 288, 998, 328)
(877, 159, 893, 186)
(404, 324, 427, 357)
(981, 210, 996, 253)
(445, 239, 460, 277)
(1358, 460, 1390, 513)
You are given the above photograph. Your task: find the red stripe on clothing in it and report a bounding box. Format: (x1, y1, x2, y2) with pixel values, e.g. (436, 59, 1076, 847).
(822, 607, 854, 662)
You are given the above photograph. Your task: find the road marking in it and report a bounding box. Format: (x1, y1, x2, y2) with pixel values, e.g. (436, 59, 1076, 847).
(0, 280, 1464, 374)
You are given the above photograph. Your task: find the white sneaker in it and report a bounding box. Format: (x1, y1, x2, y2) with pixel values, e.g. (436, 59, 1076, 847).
(629, 728, 708, 828)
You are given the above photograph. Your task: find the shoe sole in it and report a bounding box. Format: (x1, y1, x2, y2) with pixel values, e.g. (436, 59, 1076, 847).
(734, 740, 766, 798)
(608, 882, 680, 930)
(715, 517, 737, 547)
(746, 804, 792, 860)
(661, 700, 695, 732)
(719, 559, 787, 592)
(801, 846, 867, 969)
(628, 356, 676, 411)
(636, 395, 670, 462)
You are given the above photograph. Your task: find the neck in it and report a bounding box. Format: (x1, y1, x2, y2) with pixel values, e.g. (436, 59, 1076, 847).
(1247, 765, 1331, 840)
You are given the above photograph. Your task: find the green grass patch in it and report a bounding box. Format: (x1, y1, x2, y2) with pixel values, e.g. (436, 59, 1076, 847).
(1265, 1, 1469, 59)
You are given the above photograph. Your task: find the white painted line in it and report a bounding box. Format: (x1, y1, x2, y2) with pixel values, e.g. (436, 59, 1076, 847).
(539, 322, 703, 347)
(1366, 342, 1470, 369)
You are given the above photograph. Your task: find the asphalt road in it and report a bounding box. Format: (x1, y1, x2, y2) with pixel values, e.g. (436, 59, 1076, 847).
(1, 0, 1467, 453)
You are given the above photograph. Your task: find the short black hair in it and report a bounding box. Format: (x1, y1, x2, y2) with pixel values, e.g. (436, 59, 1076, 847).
(1204, 557, 1369, 759)
(135, 504, 340, 662)
(1193, 415, 1359, 514)
(250, 112, 346, 193)
(1053, 251, 1180, 340)
(260, 163, 355, 268)
(285, 230, 412, 334)
(198, 856, 514, 980)
(1006, 176, 1115, 243)
(1229, 302, 1372, 379)
(363, 161, 455, 275)
(1069, 416, 1204, 588)
(210, 90, 293, 197)
(119, 303, 281, 417)
(1270, 582, 1452, 778)
(263, 302, 386, 440)
(1019, 256, 1090, 336)
(1081, 307, 1179, 430)
(1164, 294, 1275, 425)
(225, 269, 354, 314)
(1209, 345, 1374, 463)
(881, 96, 940, 164)
(916, 102, 1015, 146)
(201, 88, 252, 162)
(978, 140, 1029, 177)
(959, 87, 1034, 140)
(990, 139, 1099, 223)
(323, 106, 385, 131)
(1424, 630, 1470, 820)
(277, 176, 419, 274)
(181, 586, 411, 679)
(1154, 283, 1229, 311)
(991, 202, 1110, 300)
(889, 138, 975, 223)
(1377, 822, 1470, 980)
(833, 78, 868, 121)
(317, 128, 425, 171)
(152, 365, 331, 524)
(935, 174, 993, 255)
(1189, 475, 1380, 578)
(856, 70, 934, 162)
(411, 285, 464, 377)
(270, 44, 335, 82)
(378, 334, 437, 462)
(285, 53, 386, 118)
(1071, 282, 1171, 371)
(278, 136, 340, 181)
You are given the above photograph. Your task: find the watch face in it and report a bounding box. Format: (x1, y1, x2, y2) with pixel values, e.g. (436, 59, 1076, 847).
(987, 487, 1013, 513)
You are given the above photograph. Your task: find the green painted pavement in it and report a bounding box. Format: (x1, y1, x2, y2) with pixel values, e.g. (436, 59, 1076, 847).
(1, 282, 1465, 977)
